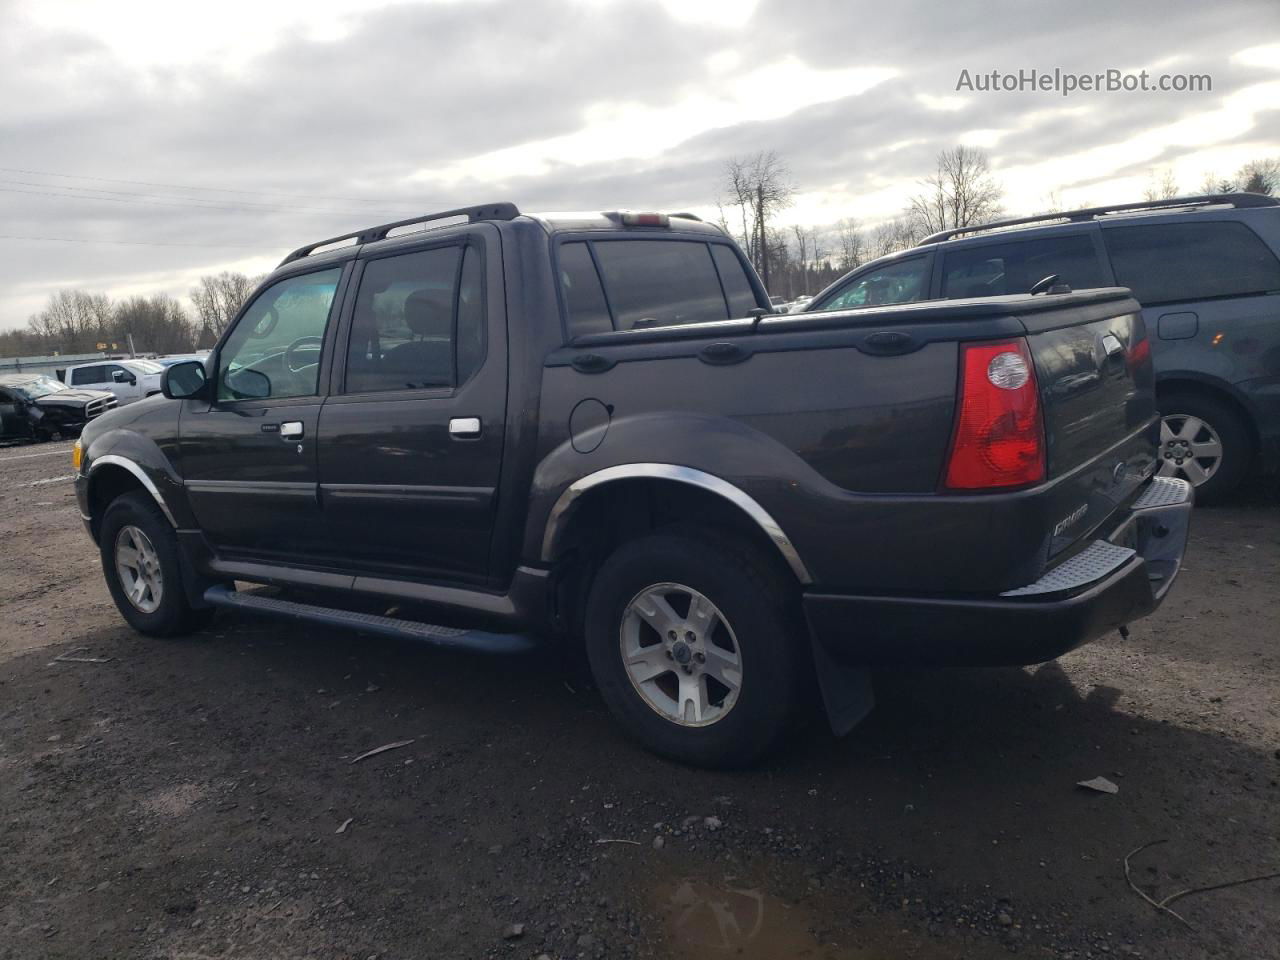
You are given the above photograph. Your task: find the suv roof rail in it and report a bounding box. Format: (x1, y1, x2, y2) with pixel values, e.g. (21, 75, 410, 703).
(280, 201, 520, 264)
(918, 192, 1280, 245)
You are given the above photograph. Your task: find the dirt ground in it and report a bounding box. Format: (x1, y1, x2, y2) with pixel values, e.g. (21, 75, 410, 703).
(1, 439, 1277, 960)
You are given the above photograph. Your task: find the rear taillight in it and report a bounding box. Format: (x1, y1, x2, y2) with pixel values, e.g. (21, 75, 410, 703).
(943, 338, 1045, 490)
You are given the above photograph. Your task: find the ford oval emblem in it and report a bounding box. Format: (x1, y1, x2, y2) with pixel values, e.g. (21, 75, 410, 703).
(1112, 461, 1128, 484)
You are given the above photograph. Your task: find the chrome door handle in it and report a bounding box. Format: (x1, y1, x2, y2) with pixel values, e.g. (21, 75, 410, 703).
(280, 421, 304, 439)
(448, 417, 481, 439)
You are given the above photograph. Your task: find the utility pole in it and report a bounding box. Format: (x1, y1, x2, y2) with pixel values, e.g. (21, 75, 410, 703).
(126, 333, 137, 358)
(756, 182, 770, 291)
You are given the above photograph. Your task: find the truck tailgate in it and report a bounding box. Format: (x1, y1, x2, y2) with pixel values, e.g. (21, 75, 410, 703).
(1022, 294, 1157, 558)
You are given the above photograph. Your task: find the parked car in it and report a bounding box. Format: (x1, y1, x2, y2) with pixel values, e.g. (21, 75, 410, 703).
(0, 374, 117, 441)
(73, 202, 1191, 767)
(62, 358, 166, 406)
(804, 193, 1280, 501)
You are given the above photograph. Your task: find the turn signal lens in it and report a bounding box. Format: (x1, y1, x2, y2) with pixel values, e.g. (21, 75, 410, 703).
(72, 440, 83, 473)
(944, 339, 1045, 490)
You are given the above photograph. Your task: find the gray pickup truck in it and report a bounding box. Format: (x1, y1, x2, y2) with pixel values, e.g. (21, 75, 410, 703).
(73, 203, 1191, 766)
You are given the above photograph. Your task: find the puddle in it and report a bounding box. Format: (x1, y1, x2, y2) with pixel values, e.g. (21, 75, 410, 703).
(659, 878, 944, 960)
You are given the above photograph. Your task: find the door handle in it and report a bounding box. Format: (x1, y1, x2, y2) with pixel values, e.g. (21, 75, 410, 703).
(448, 417, 482, 439)
(279, 421, 304, 439)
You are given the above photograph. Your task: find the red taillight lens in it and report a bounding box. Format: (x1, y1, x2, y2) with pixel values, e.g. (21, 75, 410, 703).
(943, 338, 1046, 490)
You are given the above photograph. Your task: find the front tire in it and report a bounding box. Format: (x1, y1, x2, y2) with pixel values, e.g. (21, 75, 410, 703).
(1157, 390, 1251, 504)
(99, 491, 213, 636)
(584, 532, 801, 767)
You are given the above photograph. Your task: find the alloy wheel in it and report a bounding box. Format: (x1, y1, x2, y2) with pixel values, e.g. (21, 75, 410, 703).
(114, 524, 164, 614)
(619, 582, 743, 727)
(1159, 413, 1223, 487)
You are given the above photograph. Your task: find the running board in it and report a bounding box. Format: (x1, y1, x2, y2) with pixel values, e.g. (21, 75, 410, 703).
(202, 585, 536, 655)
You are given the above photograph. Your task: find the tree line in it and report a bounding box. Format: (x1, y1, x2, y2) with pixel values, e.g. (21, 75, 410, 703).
(3, 150, 1277, 357)
(0, 271, 262, 359)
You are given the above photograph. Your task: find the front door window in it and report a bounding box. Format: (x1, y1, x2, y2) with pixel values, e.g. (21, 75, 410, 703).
(217, 269, 342, 401)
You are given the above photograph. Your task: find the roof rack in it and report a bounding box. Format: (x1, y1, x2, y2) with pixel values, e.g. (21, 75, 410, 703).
(280, 201, 520, 264)
(918, 192, 1279, 245)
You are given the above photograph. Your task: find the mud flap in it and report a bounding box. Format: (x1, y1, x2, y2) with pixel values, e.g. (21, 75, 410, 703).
(808, 631, 875, 736)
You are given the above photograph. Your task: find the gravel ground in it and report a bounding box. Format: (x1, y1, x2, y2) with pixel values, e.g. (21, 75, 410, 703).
(1, 439, 1277, 960)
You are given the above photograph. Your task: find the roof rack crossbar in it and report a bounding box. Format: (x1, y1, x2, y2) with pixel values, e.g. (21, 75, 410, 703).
(280, 201, 521, 264)
(918, 192, 1279, 245)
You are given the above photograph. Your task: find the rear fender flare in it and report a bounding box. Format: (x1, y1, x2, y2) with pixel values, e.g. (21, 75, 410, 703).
(528, 412, 823, 584)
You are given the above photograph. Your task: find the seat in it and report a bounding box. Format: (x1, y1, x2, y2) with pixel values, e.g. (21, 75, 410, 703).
(382, 290, 453, 387)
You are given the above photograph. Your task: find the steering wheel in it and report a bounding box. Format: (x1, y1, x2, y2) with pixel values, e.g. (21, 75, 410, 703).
(284, 336, 324, 373)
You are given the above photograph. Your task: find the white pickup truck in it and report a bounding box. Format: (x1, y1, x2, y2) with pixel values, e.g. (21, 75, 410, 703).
(62, 358, 165, 406)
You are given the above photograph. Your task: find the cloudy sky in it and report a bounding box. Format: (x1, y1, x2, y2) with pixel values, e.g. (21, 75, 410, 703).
(1, 0, 1277, 330)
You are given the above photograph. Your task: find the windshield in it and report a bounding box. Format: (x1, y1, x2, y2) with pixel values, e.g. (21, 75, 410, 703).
(13, 376, 68, 400)
(127, 359, 165, 374)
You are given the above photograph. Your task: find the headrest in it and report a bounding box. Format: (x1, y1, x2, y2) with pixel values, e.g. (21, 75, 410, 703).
(403, 290, 452, 337)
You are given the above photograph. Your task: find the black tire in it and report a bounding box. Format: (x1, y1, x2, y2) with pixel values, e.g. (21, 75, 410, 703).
(99, 491, 214, 637)
(1158, 390, 1251, 505)
(584, 532, 801, 768)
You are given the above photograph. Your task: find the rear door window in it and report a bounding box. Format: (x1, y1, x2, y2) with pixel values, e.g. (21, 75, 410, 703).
(344, 246, 475, 394)
(1103, 221, 1280, 305)
(941, 234, 1104, 298)
(71, 365, 104, 385)
(816, 257, 929, 311)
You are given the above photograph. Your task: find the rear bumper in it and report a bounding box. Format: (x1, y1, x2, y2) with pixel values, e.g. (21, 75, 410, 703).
(804, 475, 1193, 667)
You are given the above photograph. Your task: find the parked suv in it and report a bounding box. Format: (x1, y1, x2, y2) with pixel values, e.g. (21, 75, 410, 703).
(62, 358, 165, 406)
(805, 194, 1280, 501)
(73, 203, 1191, 767)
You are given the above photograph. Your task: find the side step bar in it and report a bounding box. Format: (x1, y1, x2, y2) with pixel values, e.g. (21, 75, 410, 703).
(202, 585, 537, 655)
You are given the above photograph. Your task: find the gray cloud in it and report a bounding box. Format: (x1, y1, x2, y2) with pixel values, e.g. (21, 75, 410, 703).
(1, 0, 1276, 328)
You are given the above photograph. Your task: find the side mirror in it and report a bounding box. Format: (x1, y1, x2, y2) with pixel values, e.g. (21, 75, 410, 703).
(112, 370, 128, 383)
(161, 360, 208, 400)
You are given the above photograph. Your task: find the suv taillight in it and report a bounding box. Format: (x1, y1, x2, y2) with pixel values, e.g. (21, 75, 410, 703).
(943, 338, 1045, 490)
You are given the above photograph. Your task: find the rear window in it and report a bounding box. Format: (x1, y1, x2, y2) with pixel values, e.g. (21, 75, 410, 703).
(560, 239, 759, 337)
(942, 234, 1104, 298)
(1103, 221, 1280, 305)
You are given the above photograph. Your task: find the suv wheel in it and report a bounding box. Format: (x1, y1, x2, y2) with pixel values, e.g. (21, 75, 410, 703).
(584, 532, 800, 767)
(100, 491, 213, 636)
(1157, 391, 1250, 504)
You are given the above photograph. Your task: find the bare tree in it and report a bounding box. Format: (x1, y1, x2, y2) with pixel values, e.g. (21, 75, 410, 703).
(1142, 168, 1180, 202)
(908, 146, 1003, 238)
(115, 295, 198, 355)
(27, 290, 115, 353)
(834, 217, 866, 270)
(720, 152, 795, 290)
(190, 272, 260, 339)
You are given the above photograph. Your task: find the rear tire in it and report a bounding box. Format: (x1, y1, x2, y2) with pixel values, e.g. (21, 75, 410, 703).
(99, 491, 214, 637)
(1157, 390, 1251, 504)
(584, 532, 801, 768)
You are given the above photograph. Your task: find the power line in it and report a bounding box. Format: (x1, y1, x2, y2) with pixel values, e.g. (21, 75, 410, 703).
(0, 164, 437, 207)
(0, 177, 403, 216)
(0, 234, 269, 250)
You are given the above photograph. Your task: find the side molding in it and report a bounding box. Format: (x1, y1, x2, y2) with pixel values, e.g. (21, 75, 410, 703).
(540, 463, 813, 584)
(88, 455, 179, 527)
